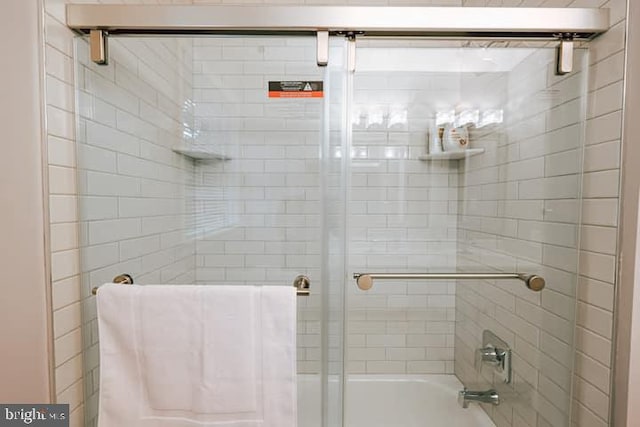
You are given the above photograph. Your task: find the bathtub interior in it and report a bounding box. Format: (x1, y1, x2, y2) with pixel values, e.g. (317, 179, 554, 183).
(298, 374, 496, 427)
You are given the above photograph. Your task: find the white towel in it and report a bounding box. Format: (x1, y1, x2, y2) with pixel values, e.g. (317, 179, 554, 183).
(96, 284, 297, 427)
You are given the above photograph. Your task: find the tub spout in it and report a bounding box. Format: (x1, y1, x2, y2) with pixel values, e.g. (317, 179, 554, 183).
(458, 388, 499, 408)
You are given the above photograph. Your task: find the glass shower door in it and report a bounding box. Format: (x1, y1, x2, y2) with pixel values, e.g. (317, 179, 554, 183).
(74, 32, 588, 427)
(343, 41, 587, 427)
(74, 34, 347, 427)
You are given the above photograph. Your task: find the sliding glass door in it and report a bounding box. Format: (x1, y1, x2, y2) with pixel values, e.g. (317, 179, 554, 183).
(74, 34, 348, 427)
(75, 32, 587, 427)
(343, 40, 587, 427)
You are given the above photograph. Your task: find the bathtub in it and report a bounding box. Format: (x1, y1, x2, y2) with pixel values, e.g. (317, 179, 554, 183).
(298, 374, 496, 427)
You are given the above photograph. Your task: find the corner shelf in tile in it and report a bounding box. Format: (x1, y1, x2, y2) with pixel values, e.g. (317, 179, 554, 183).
(418, 148, 485, 161)
(172, 146, 231, 161)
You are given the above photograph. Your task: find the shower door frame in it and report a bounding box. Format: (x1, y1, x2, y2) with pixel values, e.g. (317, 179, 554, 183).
(66, 6, 610, 427)
(66, 5, 608, 73)
(66, 5, 608, 40)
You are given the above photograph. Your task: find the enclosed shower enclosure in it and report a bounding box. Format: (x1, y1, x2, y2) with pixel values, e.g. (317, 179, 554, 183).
(67, 5, 608, 427)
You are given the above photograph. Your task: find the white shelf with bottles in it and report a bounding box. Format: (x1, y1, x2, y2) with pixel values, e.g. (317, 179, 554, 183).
(418, 148, 485, 161)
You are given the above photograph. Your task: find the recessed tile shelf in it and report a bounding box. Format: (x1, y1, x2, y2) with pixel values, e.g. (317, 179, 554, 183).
(172, 146, 231, 160)
(418, 148, 485, 161)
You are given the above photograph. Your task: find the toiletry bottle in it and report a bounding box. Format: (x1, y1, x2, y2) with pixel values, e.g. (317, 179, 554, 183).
(443, 124, 469, 152)
(429, 125, 444, 154)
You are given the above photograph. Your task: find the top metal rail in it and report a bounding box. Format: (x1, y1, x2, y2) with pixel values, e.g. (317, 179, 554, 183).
(67, 5, 608, 39)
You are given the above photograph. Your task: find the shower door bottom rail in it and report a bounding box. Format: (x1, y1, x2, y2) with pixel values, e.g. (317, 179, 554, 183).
(353, 272, 545, 292)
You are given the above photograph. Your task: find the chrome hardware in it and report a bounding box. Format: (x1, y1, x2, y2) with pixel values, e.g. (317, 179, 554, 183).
(475, 346, 502, 368)
(67, 5, 609, 41)
(316, 30, 329, 66)
(353, 272, 545, 293)
(113, 274, 134, 285)
(476, 330, 512, 384)
(293, 275, 311, 296)
(518, 274, 545, 291)
(89, 29, 108, 65)
(555, 33, 576, 75)
(458, 388, 500, 409)
(346, 32, 357, 73)
(93, 274, 308, 295)
(355, 274, 373, 291)
(92, 274, 134, 295)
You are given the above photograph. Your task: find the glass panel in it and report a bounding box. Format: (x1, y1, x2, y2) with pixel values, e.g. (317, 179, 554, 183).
(344, 41, 587, 427)
(74, 35, 346, 427)
(323, 39, 348, 427)
(75, 33, 587, 427)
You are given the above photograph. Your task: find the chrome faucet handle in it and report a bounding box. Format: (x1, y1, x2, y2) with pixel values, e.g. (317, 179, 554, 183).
(478, 330, 512, 384)
(475, 345, 501, 370)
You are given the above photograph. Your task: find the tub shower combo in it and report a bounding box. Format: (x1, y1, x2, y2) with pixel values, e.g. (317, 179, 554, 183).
(67, 4, 608, 427)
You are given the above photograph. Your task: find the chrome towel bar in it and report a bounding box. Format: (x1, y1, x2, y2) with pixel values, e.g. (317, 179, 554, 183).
(92, 274, 311, 295)
(353, 272, 545, 292)
(92, 274, 134, 295)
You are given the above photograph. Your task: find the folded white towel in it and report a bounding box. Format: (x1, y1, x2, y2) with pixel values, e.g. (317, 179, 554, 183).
(97, 284, 297, 427)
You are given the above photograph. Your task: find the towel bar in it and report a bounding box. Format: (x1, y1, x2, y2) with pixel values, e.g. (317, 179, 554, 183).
(92, 273, 311, 295)
(92, 274, 134, 295)
(353, 272, 545, 292)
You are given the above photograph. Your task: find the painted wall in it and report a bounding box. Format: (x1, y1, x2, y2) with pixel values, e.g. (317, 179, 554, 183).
(0, 0, 53, 403)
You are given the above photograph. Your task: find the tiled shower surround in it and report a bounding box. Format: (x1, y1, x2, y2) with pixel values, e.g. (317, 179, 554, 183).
(190, 37, 329, 375)
(75, 37, 197, 425)
(455, 49, 588, 427)
(346, 66, 461, 375)
(76, 38, 585, 427)
(76, 35, 347, 425)
(191, 39, 462, 376)
(461, 4, 624, 427)
(44, 1, 626, 427)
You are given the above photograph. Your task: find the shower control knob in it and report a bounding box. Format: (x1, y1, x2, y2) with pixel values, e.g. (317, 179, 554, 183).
(477, 330, 512, 383)
(475, 345, 502, 368)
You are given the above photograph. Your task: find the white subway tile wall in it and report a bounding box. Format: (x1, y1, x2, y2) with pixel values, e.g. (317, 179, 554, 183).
(76, 36, 196, 426)
(458, 3, 623, 427)
(346, 66, 463, 374)
(190, 36, 329, 375)
(46, 4, 203, 427)
(455, 47, 587, 427)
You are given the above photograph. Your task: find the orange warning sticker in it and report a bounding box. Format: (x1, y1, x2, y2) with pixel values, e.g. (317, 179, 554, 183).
(268, 81, 323, 98)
